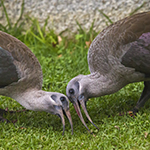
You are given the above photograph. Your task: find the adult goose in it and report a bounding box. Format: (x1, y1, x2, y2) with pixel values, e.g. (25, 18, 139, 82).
(0, 31, 73, 135)
(66, 11, 150, 131)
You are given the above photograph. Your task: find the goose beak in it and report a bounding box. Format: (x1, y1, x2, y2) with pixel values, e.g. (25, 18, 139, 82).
(57, 108, 65, 135)
(56, 105, 73, 135)
(63, 108, 73, 135)
(79, 99, 99, 130)
(71, 97, 91, 132)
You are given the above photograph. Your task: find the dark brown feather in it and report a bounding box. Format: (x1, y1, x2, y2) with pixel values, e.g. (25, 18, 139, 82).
(0, 31, 43, 90)
(0, 47, 19, 87)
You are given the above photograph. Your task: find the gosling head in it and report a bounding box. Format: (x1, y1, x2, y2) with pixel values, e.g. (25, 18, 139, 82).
(66, 75, 99, 132)
(33, 91, 73, 135)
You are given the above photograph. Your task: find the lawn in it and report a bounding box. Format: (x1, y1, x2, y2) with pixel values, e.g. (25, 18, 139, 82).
(0, 3, 150, 149)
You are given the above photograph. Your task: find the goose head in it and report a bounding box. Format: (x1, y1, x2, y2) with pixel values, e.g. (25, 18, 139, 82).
(66, 75, 99, 132)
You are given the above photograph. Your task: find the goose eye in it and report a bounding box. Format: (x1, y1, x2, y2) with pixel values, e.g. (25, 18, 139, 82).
(69, 89, 74, 94)
(60, 96, 66, 102)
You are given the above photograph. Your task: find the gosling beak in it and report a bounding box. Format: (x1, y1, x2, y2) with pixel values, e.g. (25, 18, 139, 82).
(56, 108, 65, 135)
(79, 99, 99, 129)
(63, 108, 73, 135)
(71, 97, 91, 132)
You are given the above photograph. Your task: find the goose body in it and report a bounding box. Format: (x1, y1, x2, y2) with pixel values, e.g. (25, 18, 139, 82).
(0, 31, 73, 134)
(66, 11, 150, 131)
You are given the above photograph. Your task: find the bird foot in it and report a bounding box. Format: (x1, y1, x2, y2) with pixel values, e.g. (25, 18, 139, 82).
(4, 108, 27, 113)
(0, 116, 10, 123)
(119, 111, 137, 118)
(0, 108, 26, 124)
(0, 108, 7, 115)
(127, 111, 137, 118)
(0, 116, 17, 123)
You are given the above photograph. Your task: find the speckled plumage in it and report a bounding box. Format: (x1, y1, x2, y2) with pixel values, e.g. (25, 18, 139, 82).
(66, 11, 150, 131)
(0, 31, 43, 96)
(0, 31, 73, 134)
(88, 12, 150, 75)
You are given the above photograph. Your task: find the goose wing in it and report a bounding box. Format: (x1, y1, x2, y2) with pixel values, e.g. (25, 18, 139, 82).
(0, 31, 43, 90)
(121, 32, 150, 75)
(88, 12, 150, 75)
(0, 46, 19, 88)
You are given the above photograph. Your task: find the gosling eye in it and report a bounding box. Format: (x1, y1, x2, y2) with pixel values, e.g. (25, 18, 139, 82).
(60, 96, 66, 102)
(78, 94, 84, 100)
(60, 96, 68, 107)
(69, 88, 74, 95)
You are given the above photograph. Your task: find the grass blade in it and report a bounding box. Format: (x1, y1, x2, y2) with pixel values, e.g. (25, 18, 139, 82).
(76, 20, 85, 34)
(29, 31, 45, 44)
(0, 24, 7, 31)
(98, 10, 113, 24)
(129, 2, 146, 16)
(14, 0, 25, 28)
(43, 16, 49, 33)
(36, 20, 45, 40)
(1, 0, 11, 29)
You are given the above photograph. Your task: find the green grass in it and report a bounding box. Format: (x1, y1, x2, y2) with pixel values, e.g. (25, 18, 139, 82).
(1, 3, 150, 149)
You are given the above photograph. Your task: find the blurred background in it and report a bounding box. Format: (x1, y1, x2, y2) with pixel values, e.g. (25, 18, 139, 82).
(1, 0, 150, 36)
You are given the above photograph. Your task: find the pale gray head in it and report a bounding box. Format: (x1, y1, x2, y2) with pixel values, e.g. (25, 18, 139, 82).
(51, 93, 73, 135)
(26, 91, 73, 135)
(66, 75, 99, 132)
